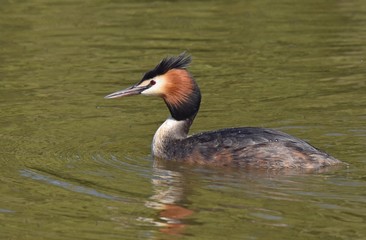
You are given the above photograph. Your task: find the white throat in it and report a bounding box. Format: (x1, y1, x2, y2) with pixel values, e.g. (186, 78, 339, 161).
(152, 117, 190, 159)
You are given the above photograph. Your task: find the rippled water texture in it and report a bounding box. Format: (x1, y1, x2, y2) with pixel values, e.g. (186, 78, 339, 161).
(1, 0, 366, 239)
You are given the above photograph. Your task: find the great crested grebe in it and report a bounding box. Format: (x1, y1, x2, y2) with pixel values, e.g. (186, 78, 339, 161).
(105, 53, 341, 169)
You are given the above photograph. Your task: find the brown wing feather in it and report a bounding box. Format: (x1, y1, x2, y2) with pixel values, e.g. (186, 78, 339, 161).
(171, 127, 340, 169)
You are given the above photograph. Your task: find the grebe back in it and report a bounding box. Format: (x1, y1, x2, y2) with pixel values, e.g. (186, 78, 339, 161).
(105, 53, 341, 169)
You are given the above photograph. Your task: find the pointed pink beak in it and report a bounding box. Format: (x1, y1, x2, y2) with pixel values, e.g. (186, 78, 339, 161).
(104, 85, 149, 99)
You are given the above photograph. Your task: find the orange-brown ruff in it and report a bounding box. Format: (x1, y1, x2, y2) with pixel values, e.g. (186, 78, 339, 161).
(163, 69, 194, 107)
(105, 53, 342, 169)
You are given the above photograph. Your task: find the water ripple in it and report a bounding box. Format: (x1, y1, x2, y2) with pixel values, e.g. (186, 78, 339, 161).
(20, 169, 121, 201)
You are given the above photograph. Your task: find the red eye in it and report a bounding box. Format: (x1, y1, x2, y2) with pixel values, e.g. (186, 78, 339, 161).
(150, 80, 156, 85)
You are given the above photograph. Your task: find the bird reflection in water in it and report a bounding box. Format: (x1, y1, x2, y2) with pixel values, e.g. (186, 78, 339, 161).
(141, 160, 193, 236)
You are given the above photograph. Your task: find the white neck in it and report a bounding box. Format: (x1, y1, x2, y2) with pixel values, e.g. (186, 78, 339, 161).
(152, 117, 191, 159)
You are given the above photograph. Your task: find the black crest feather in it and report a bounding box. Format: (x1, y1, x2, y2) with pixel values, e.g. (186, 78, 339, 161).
(141, 52, 191, 81)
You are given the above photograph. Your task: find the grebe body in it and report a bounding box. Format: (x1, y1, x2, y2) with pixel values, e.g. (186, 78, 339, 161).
(105, 53, 341, 169)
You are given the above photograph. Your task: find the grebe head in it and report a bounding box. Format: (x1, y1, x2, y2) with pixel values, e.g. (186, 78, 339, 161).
(105, 53, 201, 121)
